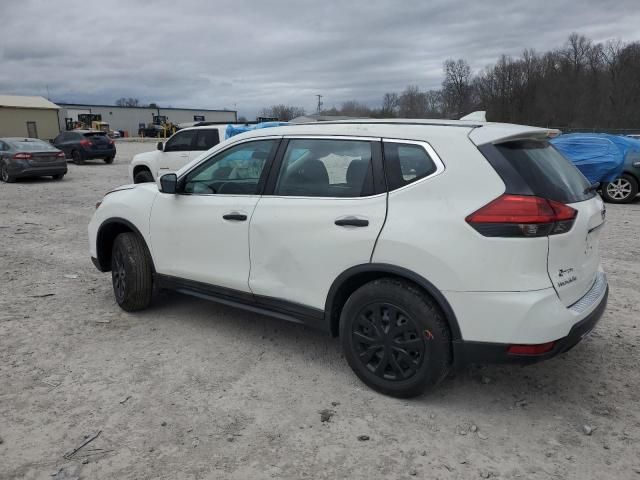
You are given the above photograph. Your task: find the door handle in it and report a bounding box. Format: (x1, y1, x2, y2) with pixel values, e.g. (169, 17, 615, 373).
(335, 217, 369, 227)
(223, 213, 247, 221)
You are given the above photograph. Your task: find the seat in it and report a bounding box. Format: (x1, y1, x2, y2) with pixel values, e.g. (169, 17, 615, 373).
(279, 159, 330, 196)
(346, 159, 371, 195)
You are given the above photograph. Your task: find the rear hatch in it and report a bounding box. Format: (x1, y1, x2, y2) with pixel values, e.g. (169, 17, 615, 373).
(84, 132, 112, 149)
(493, 140, 605, 306)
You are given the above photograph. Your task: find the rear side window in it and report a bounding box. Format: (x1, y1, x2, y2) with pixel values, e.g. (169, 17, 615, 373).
(194, 129, 220, 150)
(495, 140, 593, 203)
(383, 142, 438, 191)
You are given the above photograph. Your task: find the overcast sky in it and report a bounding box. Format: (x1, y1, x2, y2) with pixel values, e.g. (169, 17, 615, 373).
(2, 0, 640, 118)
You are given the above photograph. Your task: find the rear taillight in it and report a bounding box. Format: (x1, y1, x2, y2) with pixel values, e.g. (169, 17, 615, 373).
(466, 194, 577, 237)
(12, 152, 32, 160)
(108, 138, 114, 145)
(80, 139, 92, 147)
(56, 151, 65, 158)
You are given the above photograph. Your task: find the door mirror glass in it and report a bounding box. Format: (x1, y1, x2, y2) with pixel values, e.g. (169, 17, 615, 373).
(157, 141, 163, 151)
(160, 173, 178, 194)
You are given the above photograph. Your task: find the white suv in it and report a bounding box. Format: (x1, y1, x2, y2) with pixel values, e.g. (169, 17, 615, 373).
(90, 120, 608, 397)
(129, 125, 227, 183)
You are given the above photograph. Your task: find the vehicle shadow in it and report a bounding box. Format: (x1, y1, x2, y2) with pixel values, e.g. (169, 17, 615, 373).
(142, 289, 613, 413)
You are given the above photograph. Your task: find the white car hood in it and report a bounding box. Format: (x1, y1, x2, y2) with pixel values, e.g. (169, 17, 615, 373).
(132, 150, 160, 163)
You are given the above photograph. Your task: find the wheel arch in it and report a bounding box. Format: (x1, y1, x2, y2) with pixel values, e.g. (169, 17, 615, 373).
(324, 263, 462, 341)
(96, 217, 155, 273)
(133, 163, 152, 177)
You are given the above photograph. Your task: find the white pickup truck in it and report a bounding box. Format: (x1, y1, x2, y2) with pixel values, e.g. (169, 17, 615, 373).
(129, 125, 227, 183)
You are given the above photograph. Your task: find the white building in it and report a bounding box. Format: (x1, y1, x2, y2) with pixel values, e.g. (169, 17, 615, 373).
(56, 103, 237, 136)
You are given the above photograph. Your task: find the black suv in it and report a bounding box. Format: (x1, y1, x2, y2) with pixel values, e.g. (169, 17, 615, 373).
(53, 130, 116, 165)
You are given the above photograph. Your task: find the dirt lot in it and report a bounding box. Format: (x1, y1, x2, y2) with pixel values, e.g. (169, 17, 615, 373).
(1, 140, 639, 480)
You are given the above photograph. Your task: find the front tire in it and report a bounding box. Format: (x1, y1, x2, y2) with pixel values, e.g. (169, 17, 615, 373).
(72, 150, 84, 165)
(104, 156, 115, 164)
(601, 174, 638, 204)
(340, 278, 452, 398)
(134, 169, 154, 183)
(111, 232, 153, 311)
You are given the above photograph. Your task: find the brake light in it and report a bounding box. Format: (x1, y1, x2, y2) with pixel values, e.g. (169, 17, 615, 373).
(108, 138, 114, 145)
(80, 139, 92, 147)
(56, 151, 65, 158)
(466, 194, 577, 237)
(507, 342, 555, 356)
(12, 152, 32, 160)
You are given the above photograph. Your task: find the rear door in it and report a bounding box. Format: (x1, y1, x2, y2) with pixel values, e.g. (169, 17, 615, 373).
(494, 140, 606, 306)
(248, 136, 387, 309)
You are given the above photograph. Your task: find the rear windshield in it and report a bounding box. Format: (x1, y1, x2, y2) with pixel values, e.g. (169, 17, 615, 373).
(9, 139, 56, 151)
(495, 140, 594, 203)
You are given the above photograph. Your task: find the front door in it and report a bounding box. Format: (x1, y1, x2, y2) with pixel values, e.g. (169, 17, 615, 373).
(156, 129, 198, 176)
(249, 137, 387, 309)
(149, 138, 280, 292)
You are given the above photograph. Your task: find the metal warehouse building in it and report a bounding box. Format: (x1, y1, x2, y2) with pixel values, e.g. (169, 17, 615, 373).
(56, 103, 237, 136)
(0, 95, 61, 140)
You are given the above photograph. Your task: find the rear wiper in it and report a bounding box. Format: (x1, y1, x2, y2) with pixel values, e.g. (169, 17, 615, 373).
(584, 182, 600, 194)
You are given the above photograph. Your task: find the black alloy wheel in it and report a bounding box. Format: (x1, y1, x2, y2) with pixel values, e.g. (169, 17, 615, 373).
(112, 247, 127, 304)
(340, 278, 452, 398)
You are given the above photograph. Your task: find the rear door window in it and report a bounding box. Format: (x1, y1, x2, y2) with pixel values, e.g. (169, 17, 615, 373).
(495, 140, 593, 203)
(194, 129, 220, 151)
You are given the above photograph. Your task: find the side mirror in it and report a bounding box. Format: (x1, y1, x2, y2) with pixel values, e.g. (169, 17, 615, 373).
(157, 141, 163, 151)
(159, 173, 178, 194)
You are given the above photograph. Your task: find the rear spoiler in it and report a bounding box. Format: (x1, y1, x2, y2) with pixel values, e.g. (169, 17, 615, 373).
(469, 125, 561, 146)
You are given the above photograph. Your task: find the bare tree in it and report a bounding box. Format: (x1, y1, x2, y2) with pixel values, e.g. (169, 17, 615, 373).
(442, 59, 474, 118)
(115, 97, 140, 107)
(259, 105, 305, 121)
(381, 93, 399, 117)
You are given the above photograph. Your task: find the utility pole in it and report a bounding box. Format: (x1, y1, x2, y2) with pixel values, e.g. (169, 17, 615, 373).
(316, 95, 323, 114)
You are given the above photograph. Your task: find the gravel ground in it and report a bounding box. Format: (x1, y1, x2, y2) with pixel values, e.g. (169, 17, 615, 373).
(1, 140, 639, 480)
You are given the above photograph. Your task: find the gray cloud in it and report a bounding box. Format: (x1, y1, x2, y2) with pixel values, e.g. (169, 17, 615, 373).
(1, 0, 639, 118)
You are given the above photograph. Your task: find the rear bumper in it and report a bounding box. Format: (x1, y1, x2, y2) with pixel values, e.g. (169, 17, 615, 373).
(452, 282, 608, 367)
(8, 161, 67, 178)
(82, 147, 116, 159)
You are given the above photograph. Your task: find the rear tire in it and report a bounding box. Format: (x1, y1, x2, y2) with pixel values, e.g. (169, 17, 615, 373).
(104, 156, 115, 164)
(134, 169, 154, 183)
(111, 232, 153, 312)
(1, 163, 15, 183)
(52, 174, 64, 180)
(72, 150, 84, 165)
(601, 174, 638, 204)
(340, 278, 452, 398)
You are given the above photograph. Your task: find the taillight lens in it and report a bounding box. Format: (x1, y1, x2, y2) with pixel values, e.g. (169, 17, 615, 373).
(466, 194, 577, 237)
(56, 151, 65, 158)
(80, 139, 92, 147)
(507, 342, 555, 356)
(12, 152, 32, 160)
